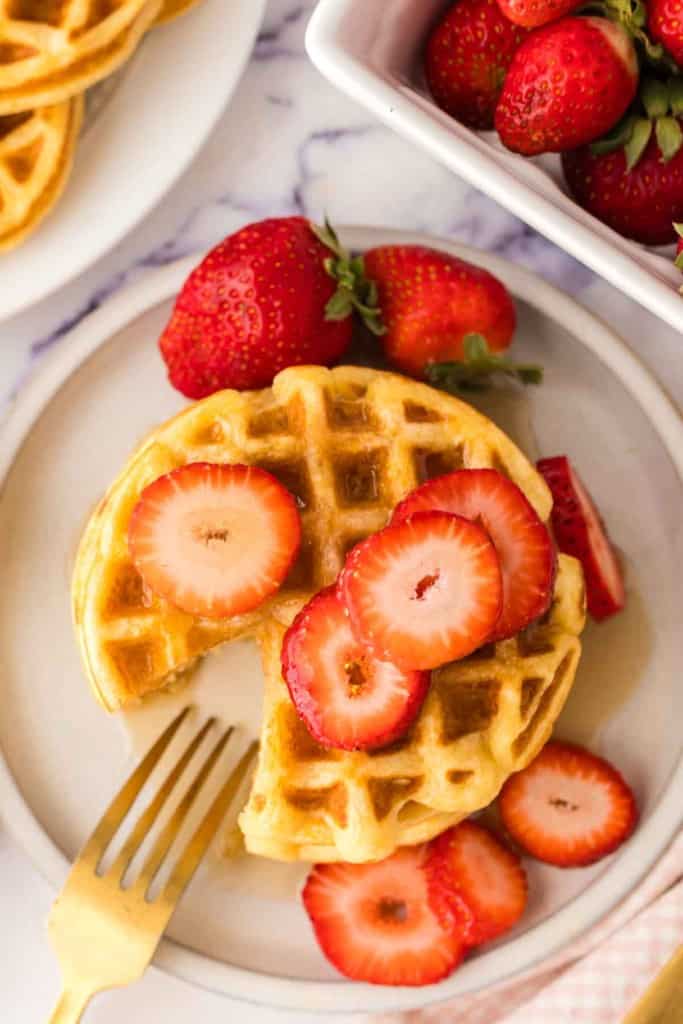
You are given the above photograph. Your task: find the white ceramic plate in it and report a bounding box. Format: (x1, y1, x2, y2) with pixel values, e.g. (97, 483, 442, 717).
(306, 0, 683, 334)
(0, 0, 266, 323)
(1, 228, 682, 1015)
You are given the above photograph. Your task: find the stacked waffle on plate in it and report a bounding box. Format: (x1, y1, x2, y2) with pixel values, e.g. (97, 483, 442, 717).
(73, 365, 586, 864)
(0, 101, 82, 250)
(0, 0, 203, 250)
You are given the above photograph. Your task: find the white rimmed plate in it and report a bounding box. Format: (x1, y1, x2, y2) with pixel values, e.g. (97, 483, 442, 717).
(0, 0, 266, 322)
(0, 227, 682, 1015)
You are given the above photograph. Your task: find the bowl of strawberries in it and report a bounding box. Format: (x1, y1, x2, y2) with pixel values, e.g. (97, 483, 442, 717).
(306, 0, 683, 331)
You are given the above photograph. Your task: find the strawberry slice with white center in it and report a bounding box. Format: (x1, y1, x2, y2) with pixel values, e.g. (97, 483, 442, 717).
(282, 586, 429, 751)
(499, 741, 638, 867)
(392, 469, 555, 641)
(339, 510, 502, 671)
(537, 456, 624, 622)
(302, 846, 465, 986)
(426, 821, 528, 947)
(128, 462, 301, 619)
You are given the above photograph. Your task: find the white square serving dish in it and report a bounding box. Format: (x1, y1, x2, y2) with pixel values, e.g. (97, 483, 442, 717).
(306, 0, 683, 333)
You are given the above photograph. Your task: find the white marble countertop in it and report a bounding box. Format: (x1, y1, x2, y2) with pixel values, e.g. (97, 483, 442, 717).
(1, 1, 681, 1021)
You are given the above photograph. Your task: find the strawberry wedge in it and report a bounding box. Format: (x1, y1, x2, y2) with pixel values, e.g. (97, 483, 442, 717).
(537, 455, 624, 621)
(392, 469, 555, 640)
(282, 587, 429, 751)
(128, 462, 301, 618)
(340, 511, 502, 671)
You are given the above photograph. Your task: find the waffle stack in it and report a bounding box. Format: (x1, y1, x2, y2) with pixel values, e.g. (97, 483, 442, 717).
(0, 0, 202, 251)
(73, 365, 586, 863)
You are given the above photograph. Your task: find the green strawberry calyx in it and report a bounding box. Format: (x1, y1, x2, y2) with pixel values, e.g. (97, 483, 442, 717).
(309, 219, 386, 336)
(589, 0, 679, 71)
(590, 77, 683, 170)
(426, 334, 543, 393)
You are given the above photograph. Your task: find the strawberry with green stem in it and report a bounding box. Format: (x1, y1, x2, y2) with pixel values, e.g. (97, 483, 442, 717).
(160, 219, 540, 398)
(495, 16, 639, 156)
(362, 244, 542, 390)
(158, 217, 383, 398)
(563, 77, 683, 244)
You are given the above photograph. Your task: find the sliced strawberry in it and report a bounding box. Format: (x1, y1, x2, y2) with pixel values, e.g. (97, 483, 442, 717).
(426, 821, 528, 946)
(302, 845, 465, 986)
(392, 469, 555, 641)
(282, 587, 429, 751)
(499, 740, 638, 867)
(537, 456, 624, 621)
(340, 511, 502, 671)
(128, 462, 301, 618)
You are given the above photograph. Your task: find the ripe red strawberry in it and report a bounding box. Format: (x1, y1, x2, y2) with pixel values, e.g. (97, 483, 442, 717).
(363, 245, 516, 378)
(158, 217, 381, 398)
(282, 587, 429, 751)
(537, 455, 624, 621)
(499, 740, 638, 867)
(302, 846, 465, 986)
(426, 821, 528, 945)
(648, 0, 683, 67)
(392, 469, 555, 641)
(495, 17, 638, 156)
(563, 129, 683, 245)
(495, 0, 582, 28)
(425, 0, 528, 130)
(128, 462, 301, 618)
(340, 510, 503, 671)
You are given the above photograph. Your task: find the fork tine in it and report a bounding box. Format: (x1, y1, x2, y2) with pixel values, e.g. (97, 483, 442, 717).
(108, 717, 216, 882)
(79, 706, 191, 867)
(135, 725, 235, 892)
(160, 741, 258, 908)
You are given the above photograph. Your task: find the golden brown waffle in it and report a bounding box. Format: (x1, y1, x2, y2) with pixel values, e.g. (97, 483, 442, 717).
(0, 0, 161, 115)
(242, 554, 584, 862)
(0, 96, 82, 251)
(73, 365, 585, 862)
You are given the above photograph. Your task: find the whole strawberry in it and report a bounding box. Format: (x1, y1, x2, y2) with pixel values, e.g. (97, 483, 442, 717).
(563, 80, 683, 244)
(496, 0, 582, 29)
(495, 17, 638, 155)
(363, 245, 519, 378)
(159, 217, 380, 398)
(563, 133, 683, 244)
(425, 0, 528, 130)
(648, 0, 683, 67)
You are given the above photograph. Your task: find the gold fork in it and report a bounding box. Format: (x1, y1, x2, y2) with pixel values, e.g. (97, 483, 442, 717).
(622, 943, 683, 1024)
(47, 707, 257, 1023)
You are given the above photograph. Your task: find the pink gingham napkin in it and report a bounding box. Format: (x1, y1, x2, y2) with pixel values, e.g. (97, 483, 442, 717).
(374, 830, 683, 1024)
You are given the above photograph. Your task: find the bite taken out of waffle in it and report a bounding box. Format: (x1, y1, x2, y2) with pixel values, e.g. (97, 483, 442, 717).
(72, 364, 586, 864)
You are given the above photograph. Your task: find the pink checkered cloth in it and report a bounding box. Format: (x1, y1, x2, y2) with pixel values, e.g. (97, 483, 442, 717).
(374, 831, 683, 1024)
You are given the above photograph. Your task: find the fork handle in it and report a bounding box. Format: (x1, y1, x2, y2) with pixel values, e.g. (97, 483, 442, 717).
(48, 988, 92, 1024)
